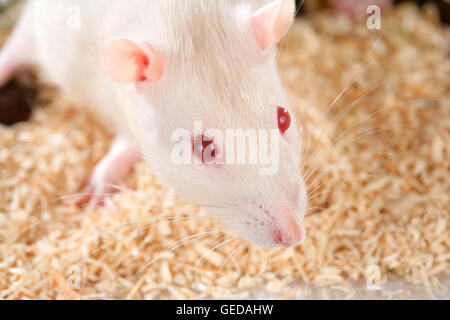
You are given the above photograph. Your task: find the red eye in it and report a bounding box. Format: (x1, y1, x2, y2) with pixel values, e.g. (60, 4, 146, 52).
(193, 135, 217, 164)
(277, 106, 291, 135)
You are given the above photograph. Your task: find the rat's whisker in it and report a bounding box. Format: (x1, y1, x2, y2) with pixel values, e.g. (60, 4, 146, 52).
(330, 80, 385, 130)
(75, 220, 210, 266)
(126, 205, 203, 216)
(93, 215, 217, 234)
(305, 206, 323, 212)
(306, 191, 333, 201)
(306, 210, 325, 217)
(326, 64, 369, 114)
(195, 236, 237, 268)
(276, 0, 305, 63)
(102, 184, 148, 197)
(306, 183, 328, 198)
(303, 150, 398, 188)
(303, 162, 330, 185)
(296, 80, 386, 172)
(300, 136, 313, 164)
(219, 243, 247, 272)
(331, 108, 389, 146)
(133, 229, 222, 277)
(401, 97, 449, 104)
(329, 97, 432, 148)
(96, 209, 246, 234)
(244, 246, 260, 261)
(325, 29, 386, 114)
(353, 123, 410, 140)
(51, 192, 115, 203)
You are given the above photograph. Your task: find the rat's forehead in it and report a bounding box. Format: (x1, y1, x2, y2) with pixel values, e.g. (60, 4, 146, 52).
(192, 103, 278, 131)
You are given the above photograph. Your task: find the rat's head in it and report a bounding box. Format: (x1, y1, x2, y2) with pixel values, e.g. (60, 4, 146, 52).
(102, 0, 306, 247)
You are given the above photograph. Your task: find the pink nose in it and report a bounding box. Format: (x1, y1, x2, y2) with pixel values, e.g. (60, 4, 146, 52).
(273, 216, 304, 247)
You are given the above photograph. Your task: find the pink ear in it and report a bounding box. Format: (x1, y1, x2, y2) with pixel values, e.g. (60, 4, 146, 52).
(102, 38, 163, 83)
(249, 0, 295, 50)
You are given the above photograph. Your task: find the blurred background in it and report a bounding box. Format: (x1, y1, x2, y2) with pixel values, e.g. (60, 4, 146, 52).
(297, 0, 450, 23)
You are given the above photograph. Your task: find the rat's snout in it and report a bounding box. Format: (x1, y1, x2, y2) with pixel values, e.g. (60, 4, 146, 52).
(273, 210, 305, 247)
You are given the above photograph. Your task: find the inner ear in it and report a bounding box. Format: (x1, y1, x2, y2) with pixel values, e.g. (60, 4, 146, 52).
(102, 38, 163, 84)
(248, 0, 296, 50)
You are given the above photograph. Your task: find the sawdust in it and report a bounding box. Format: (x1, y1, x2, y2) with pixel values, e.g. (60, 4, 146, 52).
(0, 3, 449, 299)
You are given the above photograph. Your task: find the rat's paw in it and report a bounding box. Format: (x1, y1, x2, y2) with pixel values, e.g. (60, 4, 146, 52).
(73, 183, 119, 211)
(70, 136, 139, 211)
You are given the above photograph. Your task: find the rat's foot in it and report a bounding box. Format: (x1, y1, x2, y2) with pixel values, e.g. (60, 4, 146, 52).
(74, 136, 139, 210)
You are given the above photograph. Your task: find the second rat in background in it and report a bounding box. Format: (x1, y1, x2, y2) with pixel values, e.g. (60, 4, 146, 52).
(0, 0, 307, 248)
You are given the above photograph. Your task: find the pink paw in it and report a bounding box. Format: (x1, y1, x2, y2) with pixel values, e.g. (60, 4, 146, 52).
(68, 136, 139, 211)
(73, 183, 119, 211)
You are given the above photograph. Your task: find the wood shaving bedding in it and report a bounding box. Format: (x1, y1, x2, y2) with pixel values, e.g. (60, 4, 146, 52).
(0, 4, 449, 299)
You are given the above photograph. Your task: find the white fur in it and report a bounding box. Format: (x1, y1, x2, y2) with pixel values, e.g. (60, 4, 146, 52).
(15, 0, 306, 247)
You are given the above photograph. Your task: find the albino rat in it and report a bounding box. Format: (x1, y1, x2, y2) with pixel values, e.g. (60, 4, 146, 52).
(0, 0, 308, 247)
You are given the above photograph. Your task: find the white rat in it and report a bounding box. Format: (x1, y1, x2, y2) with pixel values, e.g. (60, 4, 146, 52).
(0, 0, 308, 247)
